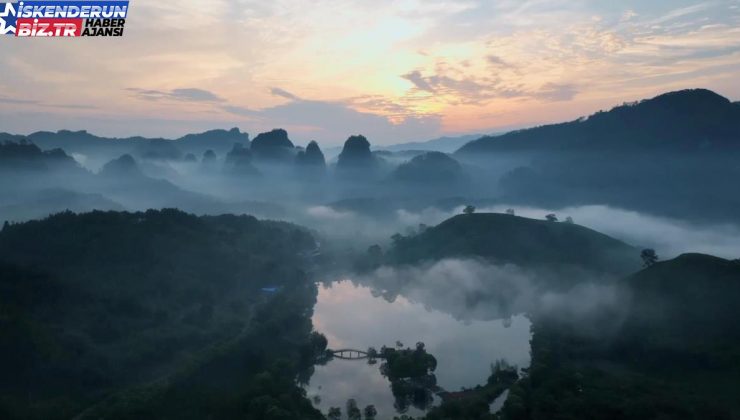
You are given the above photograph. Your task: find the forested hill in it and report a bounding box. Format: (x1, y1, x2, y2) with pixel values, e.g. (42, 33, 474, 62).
(0, 209, 326, 420)
(499, 254, 740, 420)
(628, 252, 740, 290)
(457, 89, 740, 155)
(387, 213, 640, 274)
(0, 209, 315, 288)
(625, 253, 740, 336)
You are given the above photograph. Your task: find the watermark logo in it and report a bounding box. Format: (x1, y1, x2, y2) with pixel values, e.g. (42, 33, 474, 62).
(0, 2, 17, 35)
(1, 1, 129, 37)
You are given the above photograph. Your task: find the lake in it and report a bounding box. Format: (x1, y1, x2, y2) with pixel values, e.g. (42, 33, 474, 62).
(305, 280, 532, 418)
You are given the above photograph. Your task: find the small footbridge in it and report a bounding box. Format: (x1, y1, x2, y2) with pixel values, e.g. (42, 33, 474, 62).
(326, 349, 469, 402)
(329, 349, 381, 360)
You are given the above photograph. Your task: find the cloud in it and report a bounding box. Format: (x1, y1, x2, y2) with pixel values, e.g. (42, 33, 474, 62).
(535, 83, 579, 101)
(346, 94, 433, 120)
(0, 96, 39, 105)
(539, 283, 623, 319)
(621, 9, 638, 22)
(123, 82, 442, 145)
(1, 0, 738, 140)
(170, 88, 225, 102)
(486, 55, 511, 67)
(400, 69, 525, 105)
(650, 3, 712, 26)
(354, 258, 626, 333)
(306, 205, 354, 220)
(472, 204, 740, 260)
(224, 97, 442, 145)
(402, 70, 436, 93)
(126, 88, 226, 103)
(0, 95, 96, 110)
(270, 87, 301, 101)
(50, 103, 97, 110)
(324, 203, 740, 261)
(220, 104, 257, 117)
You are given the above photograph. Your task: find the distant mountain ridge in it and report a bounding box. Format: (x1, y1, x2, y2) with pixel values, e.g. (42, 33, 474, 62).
(382, 134, 486, 153)
(454, 89, 740, 224)
(457, 89, 740, 155)
(0, 140, 83, 173)
(0, 142, 234, 220)
(391, 151, 465, 184)
(0, 128, 250, 162)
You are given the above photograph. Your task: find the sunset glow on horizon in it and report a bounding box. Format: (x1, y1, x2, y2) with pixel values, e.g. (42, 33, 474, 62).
(1, 0, 739, 145)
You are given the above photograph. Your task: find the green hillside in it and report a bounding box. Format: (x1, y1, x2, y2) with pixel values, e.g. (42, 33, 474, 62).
(388, 213, 640, 274)
(498, 254, 740, 420)
(0, 210, 324, 420)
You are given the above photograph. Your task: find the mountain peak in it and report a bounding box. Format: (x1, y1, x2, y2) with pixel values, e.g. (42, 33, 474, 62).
(296, 140, 326, 167)
(337, 135, 376, 169)
(612, 88, 733, 119)
(0, 140, 80, 171)
(392, 151, 464, 183)
(100, 154, 140, 176)
(252, 129, 294, 148)
(649, 88, 730, 106)
(251, 129, 295, 161)
(176, 129, 250, 152)
(457, 88, 740, 154)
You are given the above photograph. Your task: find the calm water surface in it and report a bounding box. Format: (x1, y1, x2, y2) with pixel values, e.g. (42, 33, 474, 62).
(305, 280, 532, 418)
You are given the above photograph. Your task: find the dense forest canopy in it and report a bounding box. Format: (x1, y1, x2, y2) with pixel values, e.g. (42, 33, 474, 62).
(496, 254, 740, 420)
(0, 209, 324, 420)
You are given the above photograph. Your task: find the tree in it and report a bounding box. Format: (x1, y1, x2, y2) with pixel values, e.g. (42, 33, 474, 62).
(346, 399, 361, 420)
(463, 205, 476, 215)
(641, 249, 659, 267)
(565, 216, 574, 224)
(545, 214, 558, 222)
(202, 149, 217, 161)
(327, 407, 341, 420)
(363, 405, 378, 419)
(367, 346, 378, 365)
(391, 233, 404, 247)
(2, 221, 8, 231)
(367, 244, 382, 259)
(506, 209, 516, 215)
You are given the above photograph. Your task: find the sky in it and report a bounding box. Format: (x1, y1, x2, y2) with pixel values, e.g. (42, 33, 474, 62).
(1, 0, 739, 146)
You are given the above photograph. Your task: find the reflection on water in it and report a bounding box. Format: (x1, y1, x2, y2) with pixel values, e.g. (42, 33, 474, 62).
(305, 280, 532, 417)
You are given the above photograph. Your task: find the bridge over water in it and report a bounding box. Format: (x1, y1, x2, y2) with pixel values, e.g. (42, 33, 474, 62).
(329, 349, 380, 360)
(326, 348, 481, 402)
